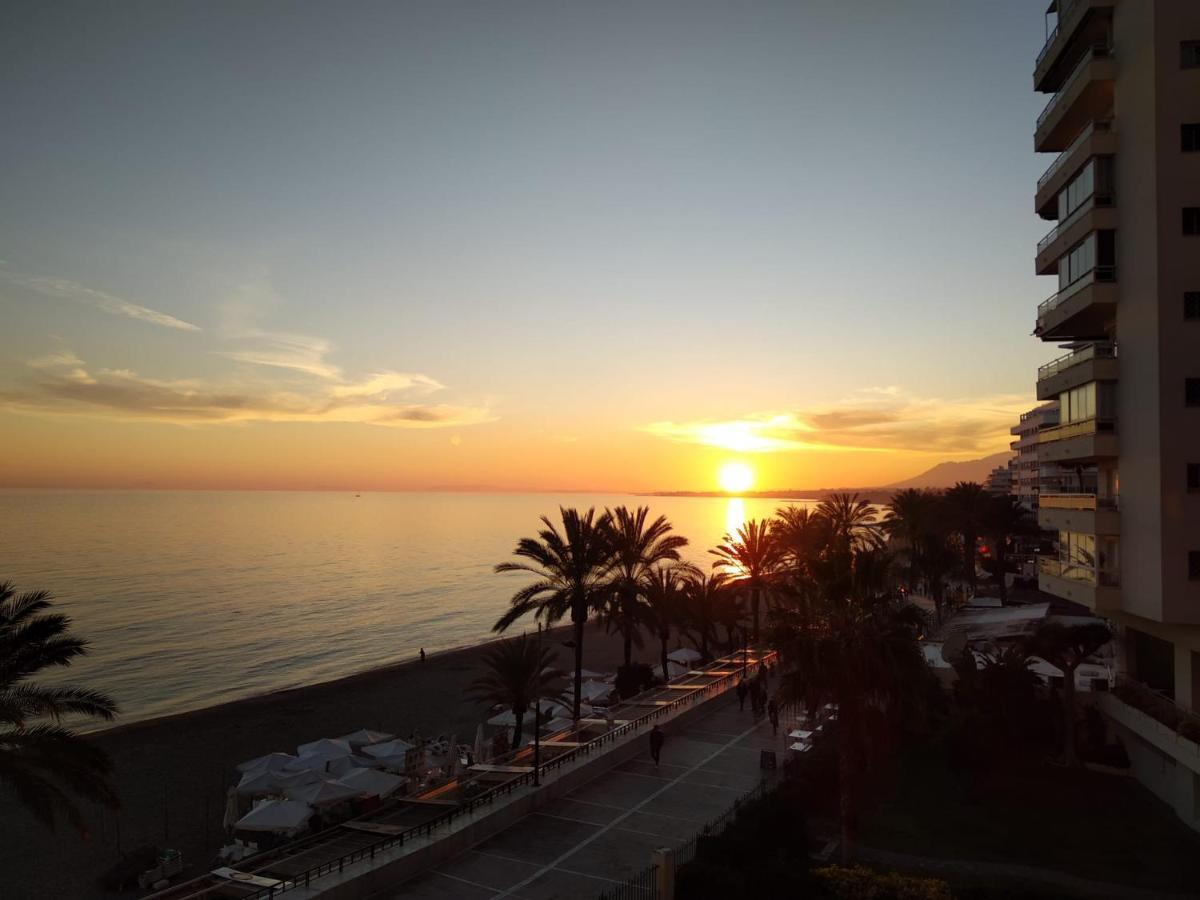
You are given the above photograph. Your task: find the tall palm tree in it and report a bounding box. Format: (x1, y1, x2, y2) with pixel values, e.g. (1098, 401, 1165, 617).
(641, 564, 700, 680)
(681, 572, 728, 660)
(980, 494, 1035, 604)
(770, 551, 927, 863)
(944, 481, 988, 594)
(709, 518, 781, 641)
(604, 506, 689, 668)
(493, 507, 614, 719)
(0, 582, 119, 834)
(466, 636, 566, 748)
(815, 492, 880, 557)
(882, 488, 938, 592)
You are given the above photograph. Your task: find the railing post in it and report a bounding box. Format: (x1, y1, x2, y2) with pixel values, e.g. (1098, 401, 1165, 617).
(652, 847, 675, 900)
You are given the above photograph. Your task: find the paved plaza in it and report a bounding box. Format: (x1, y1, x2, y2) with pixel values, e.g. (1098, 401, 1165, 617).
(381, 694, 786, 899)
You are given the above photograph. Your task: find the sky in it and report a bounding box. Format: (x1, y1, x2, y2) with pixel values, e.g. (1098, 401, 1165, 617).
(0, 0, 1059, 493)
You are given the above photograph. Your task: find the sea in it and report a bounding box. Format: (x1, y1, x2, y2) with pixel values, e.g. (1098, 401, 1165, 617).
(0, 490, 816, 728)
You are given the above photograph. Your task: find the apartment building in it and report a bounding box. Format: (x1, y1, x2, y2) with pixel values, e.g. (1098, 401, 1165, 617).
(1031, 0, 1200, 830)
(1009, 402, 1061, 509)
(986, 461, 1015, 497)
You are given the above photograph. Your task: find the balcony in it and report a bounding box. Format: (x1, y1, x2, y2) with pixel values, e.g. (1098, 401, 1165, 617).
(1035, 266, 1117, 341)
(1035, 193, 1116, 275)
(1035, 45, 1115, 153)
(1037, 416, 1118, 462)
(1035, 120, 1116, 217)
(1038, 554, 1120, 611)
(1034, 1, 1114, 93)
(1037, 341, 1117, 399)
(1100, 677, 1200, 773)
(1038, 492, 1119, 534)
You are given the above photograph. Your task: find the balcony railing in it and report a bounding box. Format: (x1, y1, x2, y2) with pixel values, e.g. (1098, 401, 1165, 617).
(1111, 675, 1200, 744)
(1037, 341, 1115, 381)
(1037, 119, 1113, 191)
(1036, 44, 1112, 132)
(1035, 0, 1084, 72)
(1038, 415, 1116, 444)
(1039, 554, 1119, 586)
(1039, 492, 1119, 510)
(1037, 265, 1117, 320)
(1037, 191, 1115, 256)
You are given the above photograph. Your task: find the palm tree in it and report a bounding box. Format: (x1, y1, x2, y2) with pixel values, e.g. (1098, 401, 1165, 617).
(0, 582, 119, 834)
(709, 519, 781, 641)
(681, 572, 728, 660)
(944, 481, 988, 595)
(494, 507, 614, 719)
(466, 636, 566, 748)
(642, 564, 700, 680)
(815, 493, 881, 557)
(882, 488, 938, 592)
(603, 506, 689, 668)
(1028, 621, 1112, 766)
(980, 494, 1035, 604)
(770, 551, 928, 863)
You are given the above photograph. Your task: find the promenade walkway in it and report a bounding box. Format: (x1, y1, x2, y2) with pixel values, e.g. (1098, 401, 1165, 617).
(380, 694, 785, 899)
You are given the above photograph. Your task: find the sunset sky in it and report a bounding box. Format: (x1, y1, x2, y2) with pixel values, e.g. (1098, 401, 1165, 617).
(1, 1, 1055, 492)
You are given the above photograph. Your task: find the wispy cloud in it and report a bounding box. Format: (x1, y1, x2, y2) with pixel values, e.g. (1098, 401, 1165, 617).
(2, 353, 493, 428)
(217, 330, 342, 379)
(642, 388, 1030, 456)
(2, 270, 201, 332)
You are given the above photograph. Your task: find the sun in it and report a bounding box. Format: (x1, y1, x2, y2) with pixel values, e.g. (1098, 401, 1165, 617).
(717, 461, 754, 494)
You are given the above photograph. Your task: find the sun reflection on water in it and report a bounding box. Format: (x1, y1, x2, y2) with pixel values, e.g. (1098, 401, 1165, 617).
(724, 497, 746, 539)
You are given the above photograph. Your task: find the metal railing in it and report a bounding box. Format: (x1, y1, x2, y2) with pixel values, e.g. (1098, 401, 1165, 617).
(1037, 191, 1115, 256)
(1035, 0, 1085, 72)
(1038, 341, 1115, 381)
(1038, 415, 1116, 443)
(597, 860, 659, 900)
(1039, 555, 1119, 586)
(224, 649, 776, 900)
(1037, 265, 1117, 322)
(1037, 43, 1112, 133)
(1038, 119, 1113, 191)
(1038, 492, 1119, 510)
(1111, 674, 1200, 744)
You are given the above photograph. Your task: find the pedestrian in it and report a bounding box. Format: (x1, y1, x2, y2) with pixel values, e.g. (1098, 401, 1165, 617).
(649, 724, 664, 767)
(768, 696, 779, 736)
(736, 678, 748, 711)
(419, 647, 426, 663)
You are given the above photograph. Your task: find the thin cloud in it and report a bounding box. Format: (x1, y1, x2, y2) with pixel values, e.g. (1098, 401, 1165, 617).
(2, 354, 493, 429)
(2, 271, 201, 332)
(642, 389, 1031, 456)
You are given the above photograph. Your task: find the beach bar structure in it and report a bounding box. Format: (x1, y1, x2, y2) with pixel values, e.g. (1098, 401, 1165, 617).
(143, 648, 775, 899)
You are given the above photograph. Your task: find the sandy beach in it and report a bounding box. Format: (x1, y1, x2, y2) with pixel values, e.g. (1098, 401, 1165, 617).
(1, 622, 656, 899)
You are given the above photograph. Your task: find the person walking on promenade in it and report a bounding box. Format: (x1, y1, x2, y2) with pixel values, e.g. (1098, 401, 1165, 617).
(736, 678, 748, 711)
(768, 696, 779, 736)
(649, 725, 664, 767)
(419, 647, 426, 663)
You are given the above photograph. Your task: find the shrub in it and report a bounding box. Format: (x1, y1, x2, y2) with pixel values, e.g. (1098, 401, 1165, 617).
(811, 864, 953, 900)
(614, 662, 656, 698)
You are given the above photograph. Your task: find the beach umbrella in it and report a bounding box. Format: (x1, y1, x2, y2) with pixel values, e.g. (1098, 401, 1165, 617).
(579, 668, 606, 680)
(236, 752, 297, 774)
(326, 754, 377, 776)
(666, 661, 689, 679)
(338, 729, 394, 749)
(580, 681, 613, 703)
(234, 799, 313, 834)
(335, 767, 405, 799)
(296, 737, 352, 758)
(486, 709, 518, 728)
(362, 738, 414, 759)
(222, 789, 240, 831)
(667, 647, 702, 664)
(472, 724, 486, 764)
(236, 766, 321, 796)
(285, 779, 361, 808)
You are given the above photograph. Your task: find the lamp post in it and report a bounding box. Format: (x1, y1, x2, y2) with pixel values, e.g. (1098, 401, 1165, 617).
(533, 622, 542, 787)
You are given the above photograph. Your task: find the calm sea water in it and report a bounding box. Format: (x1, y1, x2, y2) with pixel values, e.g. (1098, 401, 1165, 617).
(0, 490, 811, 727)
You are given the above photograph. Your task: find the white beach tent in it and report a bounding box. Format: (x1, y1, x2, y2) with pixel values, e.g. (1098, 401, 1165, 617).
(236, 752, 298, 774)
(296, 737, 352, 758)
(338, 729, 394, 749)
(326, 754, 378, 776)
(579, 669, 606, 680)
(234, 799, 313, 835)
(666, 661, 689, 679)
(362, 738, 413, 770)
(235, 766, 320, 797)
(335, 767, 404, 799)
(667, 647, 702, 665)
(285, 779, 362, 808)
(580, 681, 613, 703)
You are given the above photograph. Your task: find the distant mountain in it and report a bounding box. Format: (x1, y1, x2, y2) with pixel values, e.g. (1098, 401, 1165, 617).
(884, 452, 1011, 490)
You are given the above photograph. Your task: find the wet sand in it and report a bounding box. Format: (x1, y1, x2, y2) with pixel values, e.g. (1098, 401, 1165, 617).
(0, 622, 652, 899)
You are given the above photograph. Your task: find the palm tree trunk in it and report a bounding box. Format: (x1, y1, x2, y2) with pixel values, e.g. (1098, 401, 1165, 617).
(700, 628, 709, 660)
(572, 612, 585, 720)
(660, 632, 669, 681)
(1062, 664, 1078, 766)
(622, 625, 633, 668)
(512, 711, 524, 749)
(751, 587, 760, 641)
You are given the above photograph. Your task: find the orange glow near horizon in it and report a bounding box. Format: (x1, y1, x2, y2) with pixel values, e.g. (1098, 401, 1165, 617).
(717, 461, 754, 494)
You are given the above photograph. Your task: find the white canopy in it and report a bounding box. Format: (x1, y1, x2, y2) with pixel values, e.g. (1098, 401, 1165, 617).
(667, 647, 702, 664)
(335, 767, 405, 799)
(285, 779, 362, 808)
(236, 752, 298, 774)
(579, 668, 607, 680)
(235, 767, 320, 797)
(666, 661, 689, 679)
(542, 716, 575, 733)
(338, 729, 394, 749)
(580, 681, 613, 702)
(235, 799, 313, 834)
(362, 738, 413, 759)
(296, 737, 352, 758)
(789, 742, 813, 753)
(326, 754, 378, 776)
(286, 752, 350, 774)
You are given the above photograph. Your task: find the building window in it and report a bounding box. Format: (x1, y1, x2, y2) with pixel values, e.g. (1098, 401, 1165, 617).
(1189, 463, 1200, 492)
(1188, 292, 1200, 319)
(1186, 208, 1200, 235)
(1189, 378, 1200, 407)
(1190, 552, 1200, 580)
(1184, 41, 1200, 69)
(1185, 124, 1200, 152)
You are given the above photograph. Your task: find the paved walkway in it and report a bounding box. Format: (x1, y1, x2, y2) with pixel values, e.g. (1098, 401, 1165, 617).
(379, 694, 784, 899)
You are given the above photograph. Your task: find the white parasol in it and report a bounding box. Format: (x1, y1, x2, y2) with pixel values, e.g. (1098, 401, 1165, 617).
(234, 799, 313, 834)
(667, 647, 702, 664)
